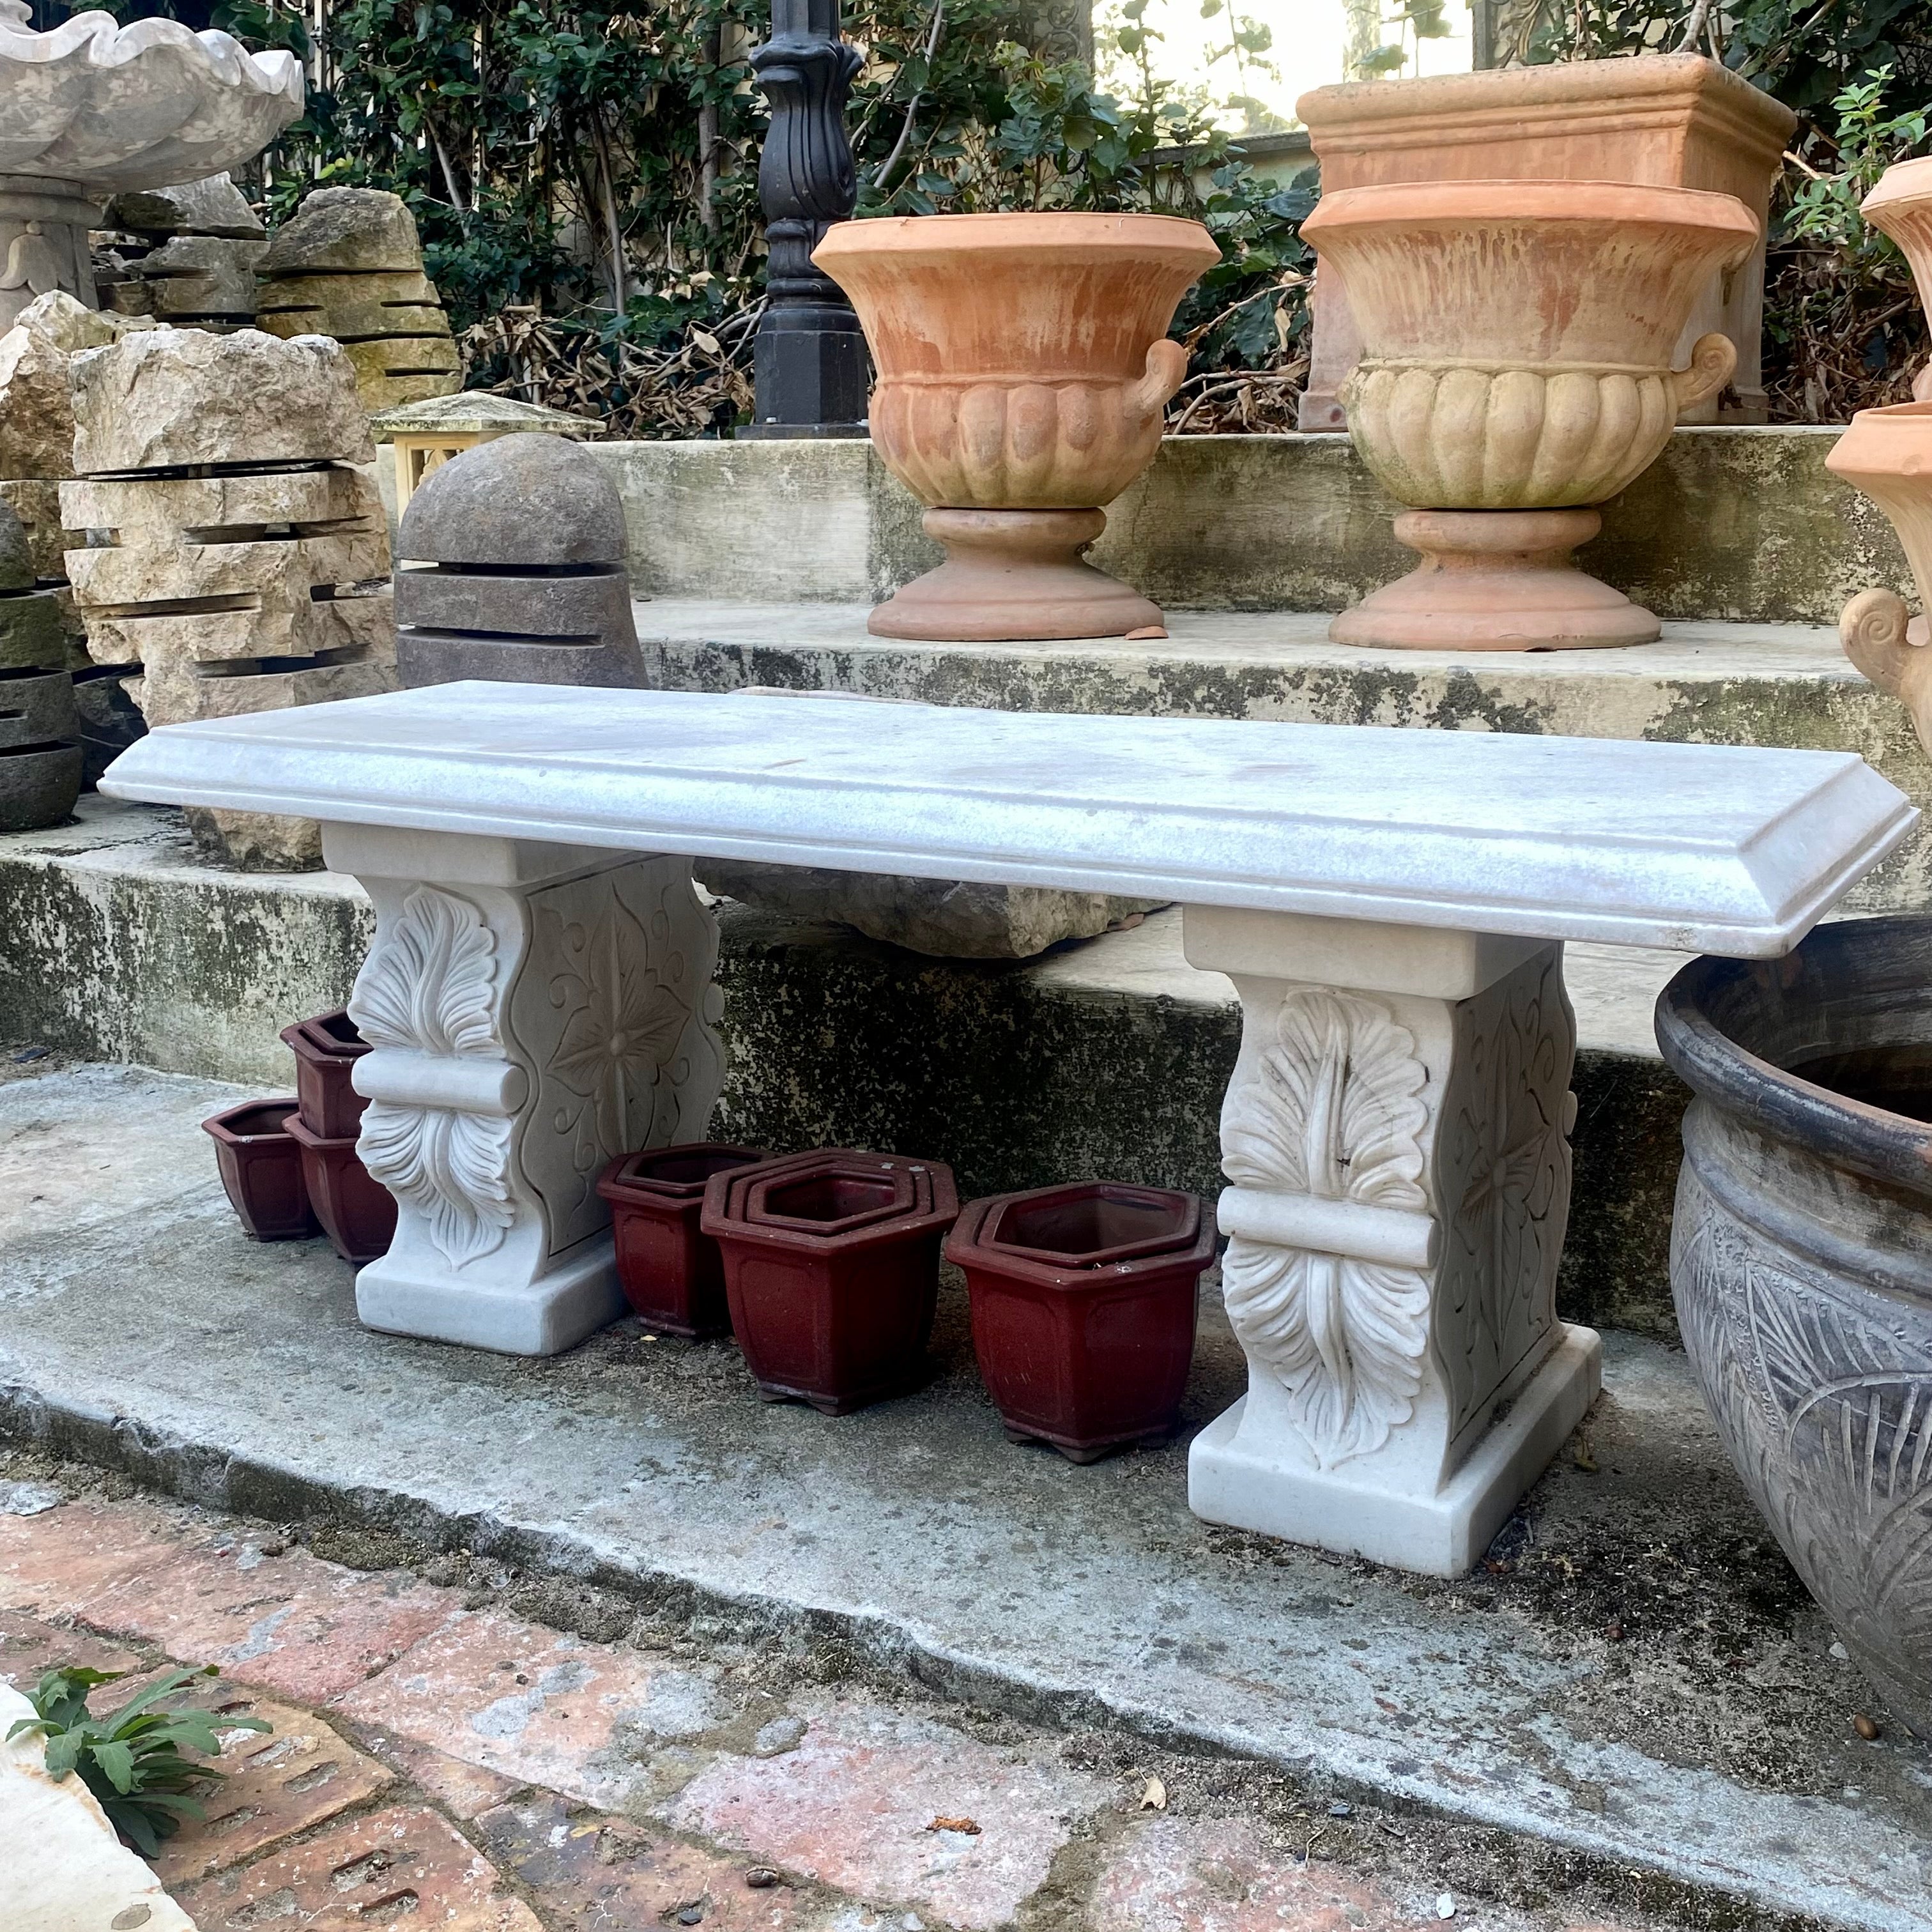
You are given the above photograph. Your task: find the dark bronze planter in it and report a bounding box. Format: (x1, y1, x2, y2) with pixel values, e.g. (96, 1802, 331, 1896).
(947, 1181, 1213, 1462)
(0, 667, 79, 747)
(596, 1142, 771, 1337)
(702, 1149, 959, 1414)
(0, 737, 82, 833)
(281, 1007, 371, 1140)
(203, 1098, 318, 1241)
(285, 1110, 397, 1264)
(1657, 914, 1932, 1738)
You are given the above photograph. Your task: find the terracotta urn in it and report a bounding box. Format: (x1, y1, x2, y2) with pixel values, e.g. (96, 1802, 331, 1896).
(1827, 400, 1932, 750)
(1861, 159, 1932, 402)
(1300, 180, 1758, 649)
(813, 212, 1219, 642)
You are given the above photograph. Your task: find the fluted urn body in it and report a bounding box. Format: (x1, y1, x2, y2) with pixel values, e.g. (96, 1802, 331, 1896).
(1301, 180, 1757, 649)
(815, 211, 1218, 641)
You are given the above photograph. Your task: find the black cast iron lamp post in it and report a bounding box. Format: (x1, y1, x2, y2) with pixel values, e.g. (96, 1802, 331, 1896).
(739, 0, 871, 439)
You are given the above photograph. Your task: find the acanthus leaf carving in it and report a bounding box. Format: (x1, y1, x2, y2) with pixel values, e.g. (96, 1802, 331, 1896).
(349, 884, 514, 1272)
(1221, 988, 1433, 1469)
(349, 884, 500, 1059)
(358, 1099, 514, 1269)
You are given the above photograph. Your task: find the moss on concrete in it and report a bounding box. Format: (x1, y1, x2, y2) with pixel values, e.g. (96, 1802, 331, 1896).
(603, 427, 1908, 628)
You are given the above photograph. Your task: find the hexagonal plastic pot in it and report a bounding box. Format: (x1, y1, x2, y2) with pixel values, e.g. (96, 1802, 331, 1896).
(280, 1007, 372, 1140)
(202, 1098, 318, 1242)
(701, 1149, 960, 1414)
(284, 1111, 397, 1264)
(595, 1142, 771, 1337)
(946, 1181, 1215, 1462)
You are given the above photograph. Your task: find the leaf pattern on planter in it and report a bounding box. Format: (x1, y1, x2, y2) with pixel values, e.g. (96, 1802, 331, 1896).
(1674, 1164, 1932, 1716)
(1220, 988, 1432, 1469)
(349, 885, 500, 1059)
(358, 1100, 514, 1269)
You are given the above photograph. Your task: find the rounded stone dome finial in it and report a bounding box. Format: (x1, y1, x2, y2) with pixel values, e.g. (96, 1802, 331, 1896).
(399, 431, 627, 567)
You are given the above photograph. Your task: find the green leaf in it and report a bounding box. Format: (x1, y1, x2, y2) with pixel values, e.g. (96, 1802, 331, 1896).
(91, 1740, 137, 1795)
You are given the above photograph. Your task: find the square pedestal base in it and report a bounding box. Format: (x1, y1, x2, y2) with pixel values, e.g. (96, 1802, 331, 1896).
(355, 1237, 624, 1358)
(1189, 1324, 1603, 1575)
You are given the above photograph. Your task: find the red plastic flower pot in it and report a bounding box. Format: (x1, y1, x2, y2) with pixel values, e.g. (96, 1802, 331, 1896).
(946, 1181, 1215, 1462)
(595, 1142, 771, 1337)
(280, 1007, 372, 1140)
(284, 1111, 397, 1264)
(701, 1149, 960, 1414)
(203, 1098, 318, 1241)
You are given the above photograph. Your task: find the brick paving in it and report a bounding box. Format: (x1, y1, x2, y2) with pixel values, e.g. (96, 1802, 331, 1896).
(0, 1480, 1675, 1932)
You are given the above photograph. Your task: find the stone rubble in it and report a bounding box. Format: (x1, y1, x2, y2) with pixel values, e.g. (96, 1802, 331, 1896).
(255, 187, 462, 412)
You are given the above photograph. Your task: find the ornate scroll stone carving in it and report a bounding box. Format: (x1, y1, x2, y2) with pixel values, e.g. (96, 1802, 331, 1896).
(328, 829, 728, 1358)
(1185, 907, 1602, 1576)
(350, 885, 514, 1271)
(1220, 988, 1432, 1468)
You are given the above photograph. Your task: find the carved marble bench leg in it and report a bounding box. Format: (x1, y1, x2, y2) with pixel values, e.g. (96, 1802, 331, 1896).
(321, 824, 726, 1357)
(1183, 907, 1602, 1575)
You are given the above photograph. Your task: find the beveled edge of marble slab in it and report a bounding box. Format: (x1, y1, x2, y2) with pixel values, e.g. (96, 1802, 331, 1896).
(100, 684, 1919, 959)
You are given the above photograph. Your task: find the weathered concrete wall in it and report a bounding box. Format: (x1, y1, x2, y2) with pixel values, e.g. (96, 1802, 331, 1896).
(598, 427, 1909, 627)
(0, 802, 1684, 1341)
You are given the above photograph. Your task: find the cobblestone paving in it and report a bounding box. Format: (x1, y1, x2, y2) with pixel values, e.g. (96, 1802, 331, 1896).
(0, 1476, 1711, 1931)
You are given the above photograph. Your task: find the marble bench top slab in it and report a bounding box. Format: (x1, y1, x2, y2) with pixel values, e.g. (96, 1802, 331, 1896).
(99, 684, 1917, 956)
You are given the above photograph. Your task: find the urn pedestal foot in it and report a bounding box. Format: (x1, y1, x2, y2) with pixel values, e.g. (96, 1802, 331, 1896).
(322, 822, 727, 1358)
(868, 508, 1163, 643)
(1181, 905, 1598, 1575)
(1331, 509, 1659, 652)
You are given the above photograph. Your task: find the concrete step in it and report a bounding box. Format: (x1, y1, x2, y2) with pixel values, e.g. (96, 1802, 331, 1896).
(1, 1054, 1926, 1932)
(0, 799, 1687, 1341)
(571, 427, 1910, 629)
(639, 602, 1931, 916)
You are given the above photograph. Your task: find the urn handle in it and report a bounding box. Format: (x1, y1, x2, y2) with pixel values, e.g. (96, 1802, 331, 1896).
(1128, 337, 1191, 426)
(1841, 585, 1932, 758)
(1669, 331, 1738, 413)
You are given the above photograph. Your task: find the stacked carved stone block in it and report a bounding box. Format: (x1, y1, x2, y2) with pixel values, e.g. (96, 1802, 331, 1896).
(0, 496, 81, 830)
(61, 328, 397, 868)
(394, 434, 645, 688)
(0, 290, 159, 776)
(255, 188, 461, 412)
(95, 174, 267, 331)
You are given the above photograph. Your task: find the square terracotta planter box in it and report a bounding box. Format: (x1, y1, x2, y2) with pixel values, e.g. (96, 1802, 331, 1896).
(280, 1007, 371, 1140)
(203, 1098, 317, 1241)
(947, 1181, 1215, 1462)
(596, 1142, 771, 1337)
(285, 1110, 397, 1264)
(702, 1149, 960, 1414)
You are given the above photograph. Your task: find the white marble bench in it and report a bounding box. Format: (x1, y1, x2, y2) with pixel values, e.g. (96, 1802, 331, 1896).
(101, 685, 1915, 1575)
